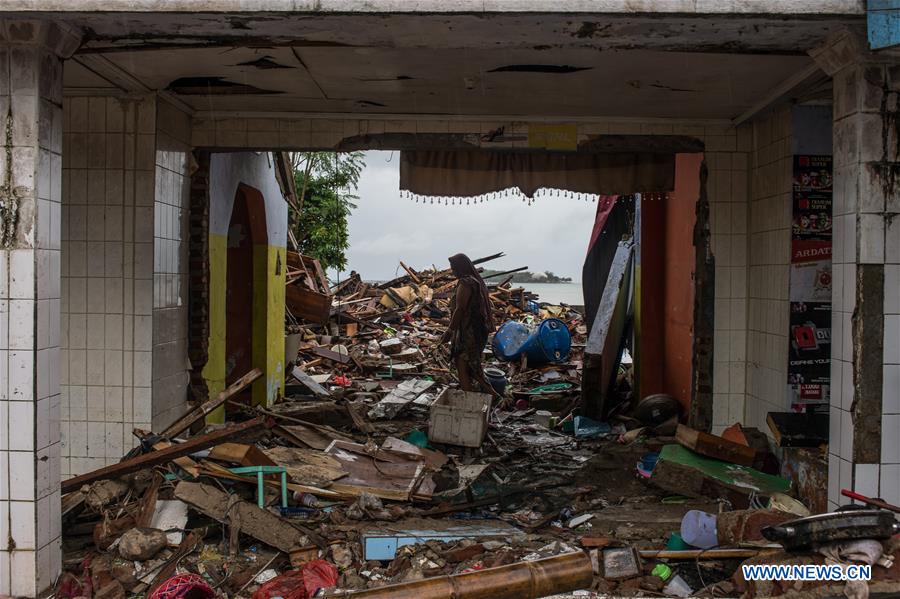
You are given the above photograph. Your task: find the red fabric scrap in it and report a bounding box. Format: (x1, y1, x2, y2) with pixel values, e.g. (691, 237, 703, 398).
(252, 560, 339, 599)
(148, 573, 215, 599)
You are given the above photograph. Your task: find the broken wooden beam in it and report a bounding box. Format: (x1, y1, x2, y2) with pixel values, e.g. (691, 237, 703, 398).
(174, 480, 309, 553)
(290, 366, 330, 397)
(61, 417, 268, 493)
(675, 423, 757, 467)
(160, 368, 262, 440)
(471, 252, 506, 266)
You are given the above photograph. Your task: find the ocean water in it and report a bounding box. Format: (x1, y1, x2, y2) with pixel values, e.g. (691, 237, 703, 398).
(364, 279, 585, 306)
(519, 282, 584, 306)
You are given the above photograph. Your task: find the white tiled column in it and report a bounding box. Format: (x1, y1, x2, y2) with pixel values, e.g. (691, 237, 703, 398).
(811, 31, 900, 510)
(0, 19, 80, 597)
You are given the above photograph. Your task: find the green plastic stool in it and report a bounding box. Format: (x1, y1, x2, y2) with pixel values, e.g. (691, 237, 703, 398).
(229, 466, 289, 509)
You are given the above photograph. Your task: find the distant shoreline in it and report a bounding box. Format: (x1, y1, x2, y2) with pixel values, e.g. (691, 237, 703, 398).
(363, 280, 581, 285)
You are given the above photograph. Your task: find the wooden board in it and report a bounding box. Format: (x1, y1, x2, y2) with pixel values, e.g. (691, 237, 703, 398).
(160, 368, 262, 440)
(174, 481, 309, 553)
(208, 442, 277, 467)
(274, 424, 337, 451)
(650, 444, 790, 509)
(582, 241, 633, 420)
(675, 424, 757, 467)
(290, 366, 330, 397)
(286, 285, 332, 324)
(325, 440, 426, 501)
(766, 412, 829, 447)
(263, 446, 349, 487)
(61, 417, 267, 493)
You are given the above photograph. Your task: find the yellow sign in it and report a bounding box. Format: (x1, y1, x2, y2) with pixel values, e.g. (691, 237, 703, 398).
(528, 123, 578, 151)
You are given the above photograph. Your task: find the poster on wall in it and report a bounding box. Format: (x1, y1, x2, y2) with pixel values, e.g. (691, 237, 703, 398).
(788, 302, 832, 403)
(788, 155, 832, 407)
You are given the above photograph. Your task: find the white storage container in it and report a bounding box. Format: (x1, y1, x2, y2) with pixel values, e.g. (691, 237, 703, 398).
(428, 388, 491, 447)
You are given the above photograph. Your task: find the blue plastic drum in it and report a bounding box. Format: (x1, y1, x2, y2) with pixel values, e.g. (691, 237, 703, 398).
(491, 318, 571, 365)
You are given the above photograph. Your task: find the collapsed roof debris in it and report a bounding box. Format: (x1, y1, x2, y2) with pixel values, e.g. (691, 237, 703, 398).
(56, 252, 900, 598)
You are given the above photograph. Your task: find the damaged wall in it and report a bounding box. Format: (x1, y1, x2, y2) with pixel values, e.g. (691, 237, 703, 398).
(60, 95, 158, 477)
(203, 151, 287, 411)
(59, 94, 192, 475)
(744, 105, 794, 433)
(150, 98, 191, 432)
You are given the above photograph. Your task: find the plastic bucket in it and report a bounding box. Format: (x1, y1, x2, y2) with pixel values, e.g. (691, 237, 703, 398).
(680, 510, 718, 549)
(484, 367, 508, 395)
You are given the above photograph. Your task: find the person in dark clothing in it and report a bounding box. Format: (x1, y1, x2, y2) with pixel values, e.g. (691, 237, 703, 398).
(438, 253, 499, 397)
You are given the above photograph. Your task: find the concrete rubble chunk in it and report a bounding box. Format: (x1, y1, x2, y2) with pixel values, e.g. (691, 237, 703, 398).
(118, 527, 169, 561)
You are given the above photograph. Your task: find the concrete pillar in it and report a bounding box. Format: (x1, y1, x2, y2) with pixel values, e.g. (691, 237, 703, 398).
(810, 32, 900, 510)
(0, 19, 80, 597)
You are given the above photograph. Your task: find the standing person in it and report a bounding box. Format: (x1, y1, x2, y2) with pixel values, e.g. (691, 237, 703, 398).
(438, 253, 499, 397)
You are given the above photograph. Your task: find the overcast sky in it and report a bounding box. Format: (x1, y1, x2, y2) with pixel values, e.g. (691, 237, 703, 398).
(337, 151, 598, 282)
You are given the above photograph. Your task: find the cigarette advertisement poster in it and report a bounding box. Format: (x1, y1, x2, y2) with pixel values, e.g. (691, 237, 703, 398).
(788, 155, 832, 406)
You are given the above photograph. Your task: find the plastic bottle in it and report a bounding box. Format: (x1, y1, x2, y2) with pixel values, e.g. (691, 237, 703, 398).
(293, 491, 319, 508)
(663, 575, 693, 598)
(651, 563, 692, 598)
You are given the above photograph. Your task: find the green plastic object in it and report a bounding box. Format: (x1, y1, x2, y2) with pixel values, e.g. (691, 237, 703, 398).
(666, 532, 689, 550)
(405, 429, 430, 449)
(656, 444, 791, 495)
(652, 563, 673, 581)
(229, 466, 289, 509)
(526, 382, 573, 394)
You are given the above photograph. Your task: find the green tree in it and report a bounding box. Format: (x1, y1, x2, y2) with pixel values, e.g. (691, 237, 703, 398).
(289, 151, 365, 272)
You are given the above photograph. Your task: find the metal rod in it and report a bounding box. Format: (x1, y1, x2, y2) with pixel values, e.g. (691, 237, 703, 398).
(638, 548, 767, 560)
(841, 488, 900, 513)
(330, 552, 592, 599)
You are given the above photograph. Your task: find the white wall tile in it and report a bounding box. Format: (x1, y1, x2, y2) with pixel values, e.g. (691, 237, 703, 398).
(9, 249, 35, 299)
(841, 409, 854, 461)
(885, 315, 900, 365)
(854, 463, 879, 500)
(881, 465, 900, 506)
(883, 415, 900, 464)
(884, 365, 900, 414)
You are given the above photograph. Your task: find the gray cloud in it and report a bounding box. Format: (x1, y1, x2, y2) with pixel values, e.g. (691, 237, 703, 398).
(337, 151, 598, 282)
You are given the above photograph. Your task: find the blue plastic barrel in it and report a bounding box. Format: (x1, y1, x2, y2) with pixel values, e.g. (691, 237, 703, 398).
(491, 318, 571, 365)
(491, 321, 531, 361)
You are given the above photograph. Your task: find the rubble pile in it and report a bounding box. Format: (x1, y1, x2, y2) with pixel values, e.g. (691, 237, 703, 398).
(55, 253, 900, 598)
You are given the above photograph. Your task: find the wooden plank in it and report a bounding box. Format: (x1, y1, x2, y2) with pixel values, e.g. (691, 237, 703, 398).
(151, 440, 201, 478)
(582, 241, 633, 419)
(346, 401, 375, 434)
(675, 424, 757, 467)
(208, 442, 277, 467)
(286, 284, 332, 323)
(263, 446, 349, 487)
(324, 440, 425, 501)
(174, 481, 309, 553)
(400, 261, 422, 284)
(306, 346, 351, 365)
(198, 460, 345, 499)
(290, 366, 330, 397)
(160, 368, 262, 440)
(61, 417, 268, 493)
(274, 424, 339, 451)
(649, 444, 790, 509)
